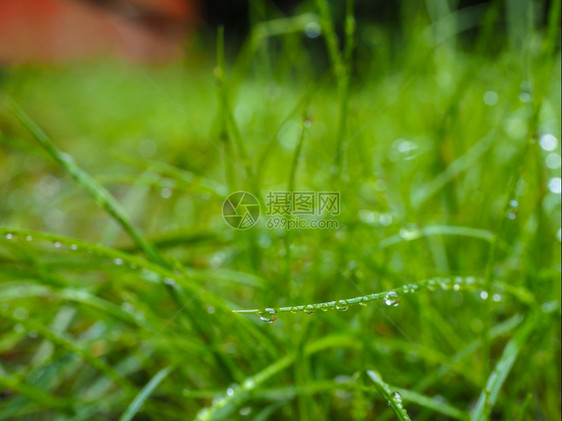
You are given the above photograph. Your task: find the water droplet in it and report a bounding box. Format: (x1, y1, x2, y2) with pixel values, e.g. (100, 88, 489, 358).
(160, 187, 172, 199)
(519, 91, 531, 102)
(121, 302, 135, 313)
(379, 213, 393, 226)
(439, 279, 452, 290)
(258, 308, 278, 323)
(26, 235, 32, 241)
(305, 21, 321, 38)
(399, 225, 420, 240)
(427, 279, 437, 291)
(207, 306, 215, 314)
(392, 391, 403, 403)
(13, 307, 28, 320)
(114, 258, 124, 266)
(239, 407, 252, 416)
(70, 244, 78, 250)
(546, 153, 561, 169)
(539, 134, 558, 151)
(336, 300, 348, 311)
(548, 177, 561, 194)
(164, 278, 176, 287)
(393, 139, 419, 161)
(483, 91, 498, 106)
(359, 297, 369, 306)
(243, 378, 256, 388)
(5, 233, 13, 240)
(304, 305, 316, 314)
(384, 291, 399, 307)
(492, 293, 503, 302)
(28, 331, 38, 339)
(465, 276, 477, 285)
(290, 307, 299, 314)
(506, 211, 517, 220)
(53, 241, 61, 248)
(480, 291, 489, 300)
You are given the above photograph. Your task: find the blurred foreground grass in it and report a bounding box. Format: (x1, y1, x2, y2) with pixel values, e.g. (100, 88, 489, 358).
(0, 1, 561, 420)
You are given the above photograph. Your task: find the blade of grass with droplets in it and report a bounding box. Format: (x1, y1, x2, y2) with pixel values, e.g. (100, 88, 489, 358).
(393, 388, 468, 420)
(366, 370, 411, 421)
(8, 101, 164, 266)
(194, 335, 359, 421)
(0, 282, 149, 328)
(119, 365, 173, 421)
(232, 276, 483, 315)
(0, 228, 232, 312)
(470, 303, 559, 420)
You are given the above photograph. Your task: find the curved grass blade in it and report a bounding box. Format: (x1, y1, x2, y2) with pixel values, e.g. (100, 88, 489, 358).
(470, 302, 559, 420)
(366, 370, 411, 421)
(113, 154, 229, 197)
(8, 101, 165, 266)
(0, 282, 148, 328)
(393, 388, 467, 420)
(416, 314, 523, 391)
(233, 276, 483, 315)
(119, 365, 173, 421)
(0, 228, 226, 309)
(411, 128, 497, 209)
(195, 335, 359, 421)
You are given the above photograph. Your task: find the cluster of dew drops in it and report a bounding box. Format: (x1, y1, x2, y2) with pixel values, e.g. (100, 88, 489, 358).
(257, 290, 401, 323)
(256, 276, 498, 323)
(1, 231, 156, 323)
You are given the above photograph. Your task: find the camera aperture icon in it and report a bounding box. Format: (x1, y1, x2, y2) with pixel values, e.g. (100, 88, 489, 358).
(222, 191, 260, 229)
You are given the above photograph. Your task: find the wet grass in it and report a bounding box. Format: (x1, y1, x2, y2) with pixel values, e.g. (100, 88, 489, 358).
(0, 1, 560, 420)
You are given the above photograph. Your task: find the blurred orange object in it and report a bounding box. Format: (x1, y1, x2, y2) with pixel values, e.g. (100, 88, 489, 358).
(0, 0, 199, 64)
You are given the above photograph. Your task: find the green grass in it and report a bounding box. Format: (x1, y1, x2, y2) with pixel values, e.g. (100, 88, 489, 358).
(0, 0, 560, 420)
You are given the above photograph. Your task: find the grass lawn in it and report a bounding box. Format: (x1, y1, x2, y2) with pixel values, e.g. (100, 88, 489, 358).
(0, 1, 560, 420)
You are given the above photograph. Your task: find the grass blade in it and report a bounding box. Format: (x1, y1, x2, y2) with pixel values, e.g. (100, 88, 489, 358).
(119, 365, 173, 421)
(470, 303, 559, 420)
(233, 276, 483, 315)
(0, 374, 71, 411)
(395, 388, 468, 420)
(8, 101, 164, 265)
(366, 370, 411, 421)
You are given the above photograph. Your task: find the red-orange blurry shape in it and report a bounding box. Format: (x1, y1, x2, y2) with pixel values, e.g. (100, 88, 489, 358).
(0, 0, 199, 63)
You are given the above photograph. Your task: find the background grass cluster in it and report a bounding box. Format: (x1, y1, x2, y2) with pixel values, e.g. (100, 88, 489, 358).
(0, 0, 561, 420)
